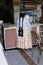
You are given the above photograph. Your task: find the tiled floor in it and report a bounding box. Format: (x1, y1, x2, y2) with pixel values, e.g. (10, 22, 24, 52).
(4, 48, 43, 65)
(25, 48, 43, 65)
(0, 38, 43, 65)
(4, 50, 28, 65)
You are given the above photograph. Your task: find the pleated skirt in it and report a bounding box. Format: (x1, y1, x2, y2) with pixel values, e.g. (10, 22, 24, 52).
(17, 29, 32, 49)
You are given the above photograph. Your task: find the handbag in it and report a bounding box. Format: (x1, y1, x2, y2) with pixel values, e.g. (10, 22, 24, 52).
(18, 17, 23, 37)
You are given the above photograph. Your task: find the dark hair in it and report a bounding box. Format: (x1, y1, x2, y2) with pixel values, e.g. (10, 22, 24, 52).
(20, 12, 25, 18)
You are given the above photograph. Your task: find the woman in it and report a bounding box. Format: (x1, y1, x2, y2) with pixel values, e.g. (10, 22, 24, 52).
(17, 12, 32, 49)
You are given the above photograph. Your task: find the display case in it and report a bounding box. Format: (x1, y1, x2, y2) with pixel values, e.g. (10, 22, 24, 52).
(20, 0, 41, 23)
(39, 24, 43, 44)
(40, 4, 43, 23)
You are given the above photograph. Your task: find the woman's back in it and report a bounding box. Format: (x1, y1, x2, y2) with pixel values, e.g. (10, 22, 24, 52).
(17, 15, 32, 31)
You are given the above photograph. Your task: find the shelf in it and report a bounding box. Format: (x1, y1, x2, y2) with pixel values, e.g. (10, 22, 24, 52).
(39, 24, 43, 42)
(40, 31, 43, 32)
(21, 0, 41, 4)
(23, 3, 36, 9)
(24, 7, 36, 10)
(40, 35, 43, 37)
(30, 15, 36, 16)
(21, 0, 36, 2)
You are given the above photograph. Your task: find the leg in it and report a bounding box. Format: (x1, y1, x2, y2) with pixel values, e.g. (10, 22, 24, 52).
(37, 47, 41, 64)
